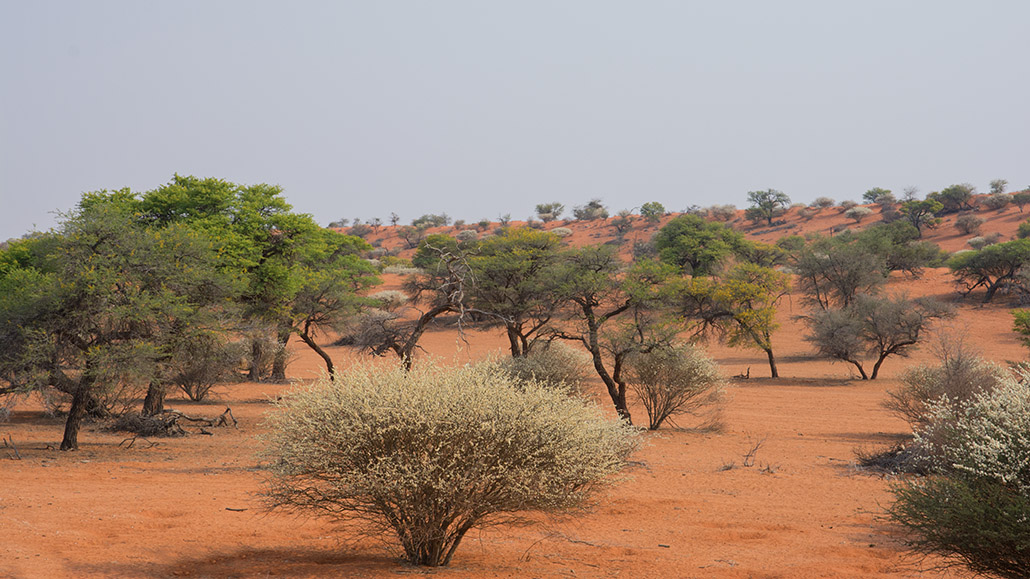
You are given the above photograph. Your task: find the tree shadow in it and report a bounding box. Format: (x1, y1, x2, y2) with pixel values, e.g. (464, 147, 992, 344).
(71, 546, 415, 578)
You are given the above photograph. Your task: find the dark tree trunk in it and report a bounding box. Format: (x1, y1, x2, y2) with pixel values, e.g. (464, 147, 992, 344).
(850, 359, 869, 380)
(271, 327, 291, 382)
(506, 327, 523, 358)
(61, 380, 93, 451)
(764, 347, 779, 378)
(870, 353, 890, 380)
(248, 338, 264, 381)
(299, 324, 335, 380)
(142, 382, 167, 416)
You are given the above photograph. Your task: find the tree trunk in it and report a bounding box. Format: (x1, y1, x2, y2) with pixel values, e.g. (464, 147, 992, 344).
(248, 338, 264, 381)
(505, 327, 523, 358)
(299, 326, 335, 380)
(764, 347, 779, 378)
(142, 382, 167, 416)
(850, 360, 869, 380)
(61, 380, 92, 451)
(870, 353, 890, 380)
(271, 327, 290, 382)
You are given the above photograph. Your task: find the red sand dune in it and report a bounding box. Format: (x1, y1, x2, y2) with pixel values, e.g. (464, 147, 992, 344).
(3, 199, 1027, 578)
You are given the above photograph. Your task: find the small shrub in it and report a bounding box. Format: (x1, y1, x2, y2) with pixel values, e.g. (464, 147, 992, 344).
(811, 196, 835, 209)
(966, 233, 1001, 250)
(797, 207, 819, 221)
(263, 363, 639, 567)
(954, 214, 985, 235)
(551, 227, 572, 238)
(495, 342, 591, 391)
(348, 223, 373, 238)
(1018, 219, 1030, 239)
(368, 290, 408, 311)
(708, 205, 737, 221)
(980, 193, 1011, 212)
(573, 199, 609, 221)
(844, 206, 874, 223)
(383, 265, 423, 275)
(627, 344, 723, 430)
(838, 200, 858, 213)
(455, 229, 478, 242)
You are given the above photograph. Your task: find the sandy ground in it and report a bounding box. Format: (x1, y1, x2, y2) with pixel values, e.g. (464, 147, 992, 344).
(5, 202, 1028, 578)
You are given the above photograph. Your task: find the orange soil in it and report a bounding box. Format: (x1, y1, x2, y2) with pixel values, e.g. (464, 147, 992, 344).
(3, 204, 1025, 578)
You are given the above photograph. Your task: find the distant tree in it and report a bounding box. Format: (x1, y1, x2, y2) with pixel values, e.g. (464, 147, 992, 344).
(901, 186, 920, 202)
(854, 221, 944, 277)
(328, 218, 350, 228)
(863, 187, 892, 204)
(412, 213, 451, 228)
(990, 179, 1009, 196)
(573, 199, 609, 221)
(794, 241, 887, 309)
(1013, 191, 1030, 213)
(535, 202, 564, 222)
(610, 210, 634, 236)
(370, 217, 383, 232)
(838, 200, 858, 213)
(949, 239, 1030, 302)
(745, 189, 791, 226)
(654, 214, 750, 276)
(980, 194, 1010, 212)
(929, 184, 976, 213)
(1019, 220, 1030, 239)
(805, 295, 952, 379)
(811, 196, 836, 209)
(708, 205, 737, 221)
(640, 201, 666, 223)
(901, 198, 945, 237)
(389, 212, 400, 227)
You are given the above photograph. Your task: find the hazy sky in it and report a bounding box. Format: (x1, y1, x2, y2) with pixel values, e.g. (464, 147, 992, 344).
(2, 1, 1028, 239)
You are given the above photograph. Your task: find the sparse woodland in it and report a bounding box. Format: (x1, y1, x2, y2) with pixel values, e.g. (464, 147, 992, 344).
(5, 176, 1030, 574)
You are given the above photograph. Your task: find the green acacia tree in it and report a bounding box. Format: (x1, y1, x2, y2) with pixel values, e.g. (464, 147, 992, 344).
(551, 247, 678, 422)
(900, 198, 944, 237)
(468, 228, 564, 357)
(0, 195, 233, 449)
(677, 263, 790, 377)
(654, 214, 750, 276)
(639, 201, 666, 224)
(949, 239, 1030, 302)
(745, 189, 791, 226)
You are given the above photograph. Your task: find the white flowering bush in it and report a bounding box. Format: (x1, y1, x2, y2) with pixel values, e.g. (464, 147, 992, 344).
(914, 367, 1030, 492)
(262, 362, 639, 567)
(494, 341, 591, 391)
(888, 367, 1030, 578)
(550, 227, 573, 238)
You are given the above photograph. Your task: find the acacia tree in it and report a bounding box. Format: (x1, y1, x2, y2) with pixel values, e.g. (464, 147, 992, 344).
(900, 198, 944, 237)
(654, 214, 750, 276)
(467, 228, 563, 357)
(745, 189, 791, 226)
(793, 240, 887, 310)
(805, 295, 952, 379)
(0, 195, 232, 449)
(949, 239, 1030, 302)
(551, 247, 678, 422)
(678, 263, 790, 377)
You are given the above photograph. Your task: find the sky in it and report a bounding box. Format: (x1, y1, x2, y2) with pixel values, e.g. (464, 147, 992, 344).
(2, 1, 1029, 239)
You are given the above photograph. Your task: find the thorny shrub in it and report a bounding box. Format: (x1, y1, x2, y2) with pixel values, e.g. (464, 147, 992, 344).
(626, 344, 723, 430)
(494, 341, 591, 391)
(262, 362, 639, 567)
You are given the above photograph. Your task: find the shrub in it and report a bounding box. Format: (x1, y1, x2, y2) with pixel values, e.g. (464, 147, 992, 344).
(838, 200, 858, 213)
(551, 227, 572, 238)
(966, 233, 1001, 250)
(797, 207, 819, 221)
(348, 223, 373, 238)
(844, 206, 874, 223)
(495, 342, 591, 391)
(981, 193, 1011, 212)
(1018, 220, 1030, 239)
(626, 344, 723, 430)
(888, 372, 1030, 578)
(263, 363, 639, 567)
(708, 204, 737, 221)
(412, 213, 451, 228)
(811, 196, 835, 209)
(885, 344, 1008, 429)
(1013, 192, 1030, 213)
(954, 214, 985, 235)
(573, 199, 609, 221)
(639, 201, 666, 223)
(454, 229, 478, 242)
(367, 289, 408, 311)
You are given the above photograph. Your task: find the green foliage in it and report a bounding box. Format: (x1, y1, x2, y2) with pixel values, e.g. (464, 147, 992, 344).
(1012, 192, 1030, 213)
(654, 214, 750, 276)
(844, 206, 873, 223)
(900, 198, 944, 236)
(793, 240, 887, 309)
(1017, 220, 1030, 239)
(263, 362, 639, 567)
(411, 213, 451, 228)
(745, 189, 791, 226)
(981, 193, 1011, 212)
(639, 201, 666, 223)
(1013, 310, 1030, 350)
(949, 239, 1030, 302)
(535, 202, 564, 222)
(862, 187, 892, 204)
(929, 183, 976, 213)
(954, 214, 985, 235)
(774, 234, 806, 253)
(990, 179, 1009, 196)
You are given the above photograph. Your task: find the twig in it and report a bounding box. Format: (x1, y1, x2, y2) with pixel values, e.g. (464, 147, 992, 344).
(3, 435, 21, 460)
